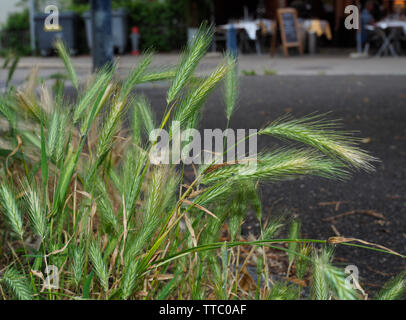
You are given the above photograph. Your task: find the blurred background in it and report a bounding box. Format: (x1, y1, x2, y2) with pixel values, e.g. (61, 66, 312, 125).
(0, 0, 405, 56)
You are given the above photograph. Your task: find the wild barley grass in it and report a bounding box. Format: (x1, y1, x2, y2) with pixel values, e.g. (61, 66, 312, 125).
(201, 149, 348, 184)
(73, 69, 113, 124)
(311, 249, 358, 300)
(21, 180, 46, 240)
(139, 68, 177, 84)
(134, 95, 156, 139)
(259, 114, 377, 171)
(224, 52, 238, 121)
(2, 267, 32, 300)
(174, 61, 229, 127)
(120, 51, 153, 101)
(167, 24, 214, 104)
(89, 241, 109, 292)
(72, 246, 85, 286)
(0, 30, 404, 300)
(376, 272, 406, 300)
(54, 41, 78, 90)
(0, 183, 24, 239)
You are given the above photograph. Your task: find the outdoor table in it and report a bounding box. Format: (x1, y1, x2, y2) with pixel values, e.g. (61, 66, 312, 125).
(370, 20, 406, 57)
(302, 19, 332, 39)
(217, 19, 275, 55)
(217, 18, 332, 56)
(301, 19, 332, 55)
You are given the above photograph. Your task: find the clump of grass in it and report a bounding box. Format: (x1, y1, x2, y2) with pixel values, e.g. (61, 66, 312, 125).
(242, 69, 257, 76)
(264, 69, 277, 76)
(311, 248, 358, 300)
(259, 114, 377, 171)
(167, 23, 214, 103)
(0, 31, 404, 301)
(375, 272, 406, 300)
(0, 183, 24, 240)
(1, 267, 32, 300)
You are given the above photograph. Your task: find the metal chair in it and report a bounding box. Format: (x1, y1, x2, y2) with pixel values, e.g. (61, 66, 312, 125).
(375, 26, 403, 57)
(363, 26, 384, 56)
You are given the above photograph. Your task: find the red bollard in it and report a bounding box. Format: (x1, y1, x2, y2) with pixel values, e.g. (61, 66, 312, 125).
(131, 26, 140, 56)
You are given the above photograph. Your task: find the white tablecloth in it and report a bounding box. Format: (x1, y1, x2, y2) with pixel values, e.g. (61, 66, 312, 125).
(218, 19, 274, 40)
(375, 20, 406, 34)
(218, 18, 333, 40)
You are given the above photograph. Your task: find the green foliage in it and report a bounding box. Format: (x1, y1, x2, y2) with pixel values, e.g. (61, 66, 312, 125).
(2, 52, 21, 89)
(3, 8, 29, 31)
(296, 244, 311, 280)
(68, 0, 90, 15)
(126, 0, 186, 52)
(0, 23, 403, 301)
(260, 115, 376, 171)
(264, 69, 277, 76)
(22, 180, 46, 240)
(1, 9, 31, 56)
(68, 0, 187, 52)
(72, 245, 85, 285)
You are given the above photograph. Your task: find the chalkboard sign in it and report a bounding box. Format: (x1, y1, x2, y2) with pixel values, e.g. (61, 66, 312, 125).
(276, 8, 303, 56)
(281, 12, 298, 42)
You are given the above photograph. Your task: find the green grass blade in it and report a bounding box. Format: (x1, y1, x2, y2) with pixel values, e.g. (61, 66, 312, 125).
(22, 180, 46, 240)
(174, 61, 229, 127)
(287, 220, 301, 275)
(73, 69, 113, 124)
(82, 271, 94, 299)
(120, 51, 153, 100)
(167, 23, 214, 103)
(55, 39, 78, 90)
(40, 109, 49, 200)
(6, 53, 20, 89)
